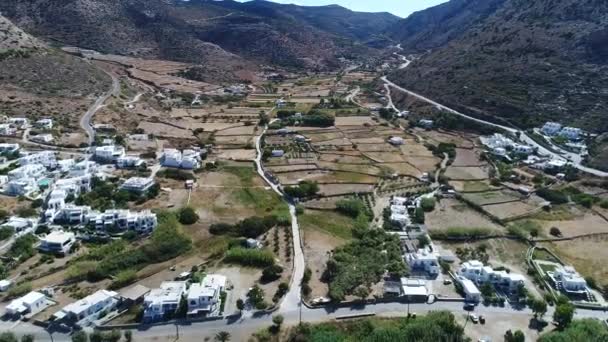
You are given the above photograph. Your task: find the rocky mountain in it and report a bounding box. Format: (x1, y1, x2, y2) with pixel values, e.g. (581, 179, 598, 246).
(0, 0, 399, 70)
(0, 14, 111, 129)
(389, 0, 608, 134)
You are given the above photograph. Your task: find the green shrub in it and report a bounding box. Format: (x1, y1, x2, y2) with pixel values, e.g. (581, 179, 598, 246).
(420, 197, 436, 212)
(178, 207, 198, 225)
(335, 198, 367, 218)
(7, 282, 31, 299)
(225, 248, 275, 268)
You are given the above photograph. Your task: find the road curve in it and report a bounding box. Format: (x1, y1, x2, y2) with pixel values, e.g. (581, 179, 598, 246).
(80, 73, 120, 146)
(381, 76, 608, 178)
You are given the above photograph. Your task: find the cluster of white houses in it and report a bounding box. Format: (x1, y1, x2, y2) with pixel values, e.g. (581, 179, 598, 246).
(480, 133, 535, 157)
(143, 274, 226, 322)
(456, 260, 526, 302)
(160, 149, 202, 170)
(389, 196, 413, 228)
(541, 122, 583, 141)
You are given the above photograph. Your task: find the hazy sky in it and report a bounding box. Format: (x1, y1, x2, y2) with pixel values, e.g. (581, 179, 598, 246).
(237, 0, 449, 18)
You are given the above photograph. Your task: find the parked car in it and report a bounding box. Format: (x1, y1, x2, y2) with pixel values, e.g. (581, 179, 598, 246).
(464, 303, 475, 311)
(443, 279, 452, 285)
(469, 313, 479, 323)
(479, 315, 486, 324)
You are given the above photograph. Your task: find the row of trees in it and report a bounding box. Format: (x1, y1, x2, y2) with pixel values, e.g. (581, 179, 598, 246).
(210, 215, 283, 238)
(284, 181, 319, 199)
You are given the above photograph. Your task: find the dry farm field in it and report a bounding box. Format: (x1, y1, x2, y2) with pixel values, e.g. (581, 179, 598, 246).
(425, 198, 503, 234)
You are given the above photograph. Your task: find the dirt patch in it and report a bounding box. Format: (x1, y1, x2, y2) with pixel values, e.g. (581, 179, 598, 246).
(531, 210, 608, 237)
(335, 116, 376, 126)
(546, 235, 608, 287)
(445, 165, 490, 180)
(452, 148, 485, 166)
(426, 198, 503, 233)
(462, 190, 522, 206)
(482, 201, 541, 221)
(318, 183, 375, 196)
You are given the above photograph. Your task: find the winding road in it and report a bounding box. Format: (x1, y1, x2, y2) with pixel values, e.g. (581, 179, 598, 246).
(80, 73, 120, 146)
(381, 76, 608, 178)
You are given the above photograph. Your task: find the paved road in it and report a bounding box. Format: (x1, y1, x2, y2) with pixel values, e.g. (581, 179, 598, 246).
(381, 76, 608, 178)
(121, 300, 608, 341)
(80, 73, 120, 146)
(253, 118, 305, 313)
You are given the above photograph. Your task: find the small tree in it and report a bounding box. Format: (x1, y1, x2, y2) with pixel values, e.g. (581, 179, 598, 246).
(178, 207, 199, 225)
(550, 227, 562, 237)
(20, 335, 34, 342)
(124, 331, 132, 342)
(71, 331, 88, 342)
(236, 298, 245, 313)
(354, 286, 370, 301)
(504, 329, 525, 342)
(215, 331, 231, 342)
(272, 314, 284, 329)
(0, 333, 17, 342)
(553, 302, 575, 328)
(531, 298, 547, 319)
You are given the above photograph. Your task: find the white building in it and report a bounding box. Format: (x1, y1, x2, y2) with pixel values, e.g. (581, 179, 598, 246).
(480, 133, 514, 150)
(406, 249, 439, 275)
(161, 149, 200, 170)
(69, 160, 97, 177)
(120, 177, 155, 193)
(187, 274, 227, 316)
(117, 156, 144, 169)
(35, 119, 53, 130)
(271, 150, 285, 158)
(0, 143, 19, 154)
(87, 209, 157, 233)
(53, 290, 119, 324)
(0, 124, 16, 136)
(457, 276, 481, 302)
(458, 260, 525, 293)
(19, 151, 56, 169)
(388, 136, 404, 146)
(513, 144, 534, 155)
(30, 134, 54, 144)
(143, 281, 187, 322)
(6, 178, 38, 196)
(1, 217, 36, 235)
(419, 119, 434, 129)
(39, 230, 76, 255)
(128, 134, 149, 141)
(51, 205, 91, 224)
(9, 164, 46, 180)
(6, 291, 48, 317)
(550, 266, 587, 294)
(542, 122, 562, 136)
(8, 118, 28, 129)
(94, 145, 126, 163)
(559, 127, 582, 141)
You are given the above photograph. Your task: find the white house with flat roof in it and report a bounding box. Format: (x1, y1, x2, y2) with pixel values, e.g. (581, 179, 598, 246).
(458, 260, 525, 293)
(53, 290, 119, 325)
(19, 151, 56, 169)
(39, 231, 75, 255)
(94, 145, 125, 163)
(35, 119, 53, 130)
(143, 281, 187, 322)
(31, 134, 54, 144)
(542, 122, 562, 136)
(117, 156, 144, 169)
(186, 274, 226, 316)
(480, 133, 514, 150)
(1, 217, 36, 235)
(0, 124, 16, 136)
(9, 164, 46, 180)
(549, 266, 587, 294)
(87, 209, 157, 233)
(69, 160, 97, 177)
(388, 136, 404, 146)
(8, 118, 28, 129)
(161, 149, 200, 170)
(513, 144, 534, 155)
(120, 177, 155, 193)
(6, 291, 48, 317)
(406, 249, 439, 275)
(559, 127, 582, 141)
(457, 276, 481, 302)
(0, 143, 19, 153)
